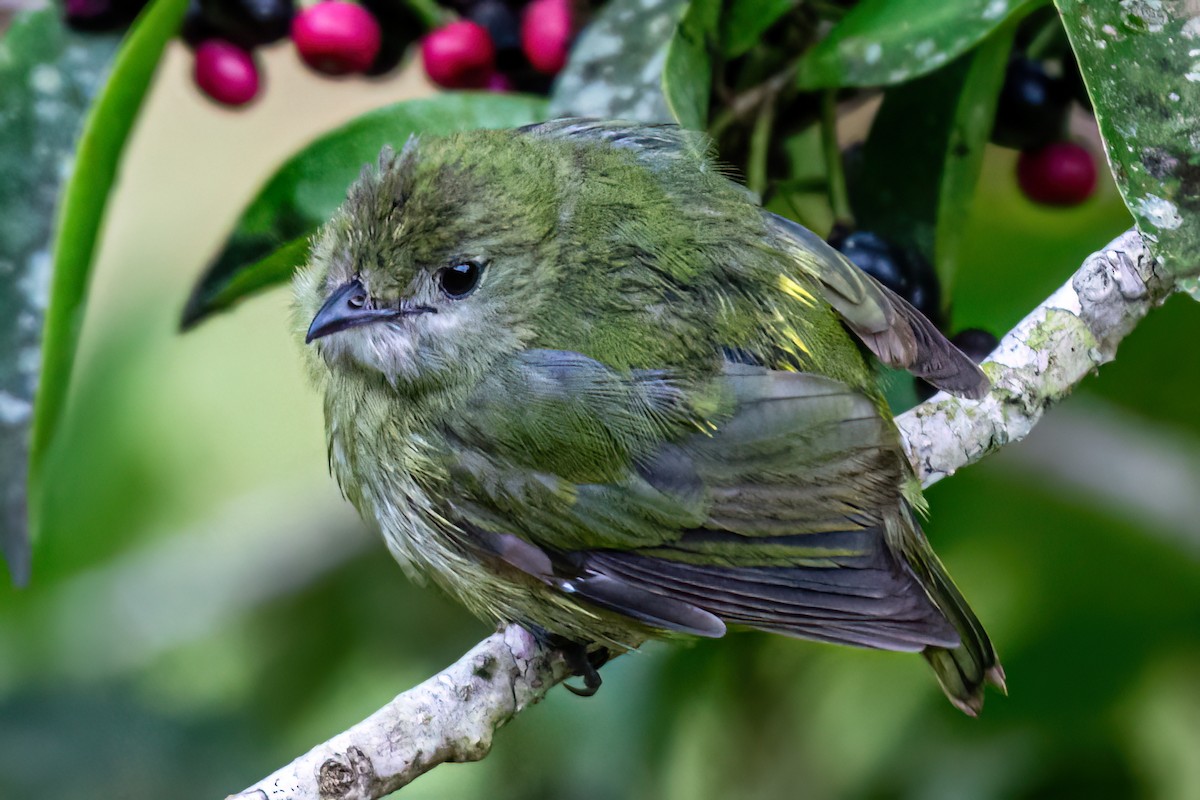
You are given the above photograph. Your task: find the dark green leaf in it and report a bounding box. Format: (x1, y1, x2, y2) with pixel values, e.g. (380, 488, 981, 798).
(28, 0, 188, 550)
(549, 0, 686, 122)
(851, 22, 1019, 317)
(722, 0, 795, 58)
(1057, 1, 1200, 301)
(796, 0, 1038, 89)
(662, 0, 721, 130)
(0, 9, 121, 585)
(181, 93, 547, 327)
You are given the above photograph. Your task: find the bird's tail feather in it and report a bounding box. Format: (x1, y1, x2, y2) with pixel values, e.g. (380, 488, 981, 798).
(905, 540, 1004, 715)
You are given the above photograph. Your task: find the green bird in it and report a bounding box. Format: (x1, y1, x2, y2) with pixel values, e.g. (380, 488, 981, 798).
(295, 119, 1004, 714)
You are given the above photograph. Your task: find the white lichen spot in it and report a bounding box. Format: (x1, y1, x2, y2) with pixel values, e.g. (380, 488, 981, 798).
(0, 391, 33, 426)
(888, 68, 909, 84)
(18, 347, 41, 378)
(1187, 62, 1200, 81)
(640, 48, 667, 84)
(863, 42, 882, 65)
(1097, 39, 1108, 49)
(583, 32, 621, 59)
(19, 250, 51, 311)
(1189, 130, 1200, 150)
(982, 0, 1008, 21)
(17, 312, 39, 334)
(1168, 91, 1181, 101)
(1137, 194, 1183, 230)
(29, 64, 63, 95)
(1102, 23, 1119, 38)
(913, 39, 935, 59)
(1183, 17, 1200, 39)
(1120, 0, 1168, 33)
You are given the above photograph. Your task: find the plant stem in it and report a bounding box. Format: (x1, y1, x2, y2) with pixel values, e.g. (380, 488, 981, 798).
(746, 89, 777, 197)
(820, 89, 853, 226)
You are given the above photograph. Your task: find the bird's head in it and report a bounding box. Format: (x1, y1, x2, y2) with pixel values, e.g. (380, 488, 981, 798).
(295, 133, 562, 392)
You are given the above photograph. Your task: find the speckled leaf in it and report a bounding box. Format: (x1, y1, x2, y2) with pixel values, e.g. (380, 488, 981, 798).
(181, 94, 547, 327)
(548, 0, 686, 122)
(662, 0, 721, 130)
(1057, 1, 1200, 301)
(0, 10, 121, 585)
(795, 0, 1035, 89)
(851, 23, 1017, 318)
(26, 0, 187, 570)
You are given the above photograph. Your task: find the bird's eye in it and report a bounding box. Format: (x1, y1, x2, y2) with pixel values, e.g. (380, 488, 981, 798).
(439, 260, 483, 299)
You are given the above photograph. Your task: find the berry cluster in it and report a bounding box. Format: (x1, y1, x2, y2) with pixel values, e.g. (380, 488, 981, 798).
(66, 0, 578, 108)
(421, 0, 575, 93)
(993, 55, 1097, 207)
(183, 0, 392, 107)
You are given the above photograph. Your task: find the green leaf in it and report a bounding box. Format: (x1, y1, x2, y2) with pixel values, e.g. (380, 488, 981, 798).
(549, 0, 687, 122)
(851, 22, 1019, 319)
(181, 93, 547, 327)
(795, 0, 1038, 89)
(0, 9, 121, 584)
(662, 0, 721, 130)
(28, 0, 188, 548)
(722, 0, 795, 58)
(1056, 1, 1200, 301)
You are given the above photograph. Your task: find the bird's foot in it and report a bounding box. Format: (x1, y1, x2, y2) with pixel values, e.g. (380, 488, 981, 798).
(528, 627, 610, 697)
(561, 643, 610, 696)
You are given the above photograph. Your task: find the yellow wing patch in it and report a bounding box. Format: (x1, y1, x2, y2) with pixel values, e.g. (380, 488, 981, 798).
(777, 274, 817, 306)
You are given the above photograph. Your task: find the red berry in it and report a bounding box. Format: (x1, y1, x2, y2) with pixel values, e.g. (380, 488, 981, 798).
(292, 1, 381, 76)
(193, 40, 261, 107)
(421, 21, 495, 89)
(521, 0, 572, 75)
(1017, 141, 1097, 206)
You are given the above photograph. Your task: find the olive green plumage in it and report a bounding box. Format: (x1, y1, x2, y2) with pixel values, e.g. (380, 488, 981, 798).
(294, 119, 1003, 714)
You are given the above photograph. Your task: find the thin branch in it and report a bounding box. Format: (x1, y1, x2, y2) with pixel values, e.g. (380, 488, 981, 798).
(897, 228, 1173, 488)
(229, 626, 570, 800)
(230, 227, 1178, 800)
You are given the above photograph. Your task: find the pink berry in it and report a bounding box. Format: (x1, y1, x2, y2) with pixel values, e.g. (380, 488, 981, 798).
(521, 0, 572, 75)
(1017, 141, 1097, 206)
(485, 71, 514, 92)
(292, 1, 381, 76)
(421, 21, 495, 89)
(193, 40, 261, 107)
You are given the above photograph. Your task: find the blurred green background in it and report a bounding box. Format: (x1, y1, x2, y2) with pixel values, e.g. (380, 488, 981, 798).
(2, 40, 1199, 800)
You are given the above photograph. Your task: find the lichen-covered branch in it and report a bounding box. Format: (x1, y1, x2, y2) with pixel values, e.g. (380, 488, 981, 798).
(230, 227, 1176, 800)
(229, 625, 569, 800)
(897, 228, 1174, 487)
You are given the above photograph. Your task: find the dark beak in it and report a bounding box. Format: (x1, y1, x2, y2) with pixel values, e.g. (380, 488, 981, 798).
(306, 279, 400, 344)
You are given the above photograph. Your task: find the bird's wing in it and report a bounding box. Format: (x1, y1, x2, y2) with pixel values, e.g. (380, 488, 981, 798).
(765, 213, 990, 399)
(518, 117, 990, 400)
(440, 351, 960, 651)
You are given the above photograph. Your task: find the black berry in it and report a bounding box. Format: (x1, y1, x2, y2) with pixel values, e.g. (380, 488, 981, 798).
(182, 0, 222, 48)
(199, 0, 295, 49)
(992, 56, 1071, 151)
(830, 230, 941, 325)
(64, 0, 148, 31)
(468, 0, 523, 71)
(358, 0, 423, 76)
